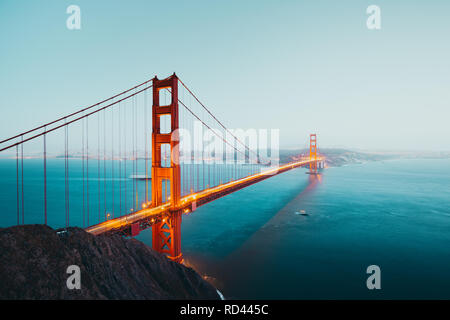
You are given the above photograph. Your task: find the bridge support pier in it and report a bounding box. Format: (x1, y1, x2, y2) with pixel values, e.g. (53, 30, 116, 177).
(151, 74, 183, 264)
(152, 211, 183, 263)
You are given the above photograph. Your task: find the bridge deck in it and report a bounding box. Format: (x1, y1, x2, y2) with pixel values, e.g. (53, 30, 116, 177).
(85, 158, 321, 236)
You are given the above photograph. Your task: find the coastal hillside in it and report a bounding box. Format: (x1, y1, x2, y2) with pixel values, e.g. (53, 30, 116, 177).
(278, 148, 440, 167)
(0, 225, 219, 300)
(279, 148, 393, 166)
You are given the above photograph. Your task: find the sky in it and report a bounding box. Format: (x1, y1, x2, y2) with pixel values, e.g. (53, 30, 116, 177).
(0, 0, 449, 151)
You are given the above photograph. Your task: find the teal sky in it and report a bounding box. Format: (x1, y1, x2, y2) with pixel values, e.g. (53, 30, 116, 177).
(1, 0, 449, 151)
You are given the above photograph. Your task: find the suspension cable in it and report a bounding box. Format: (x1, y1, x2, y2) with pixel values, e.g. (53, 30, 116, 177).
(178, 78, 264, 164)
(0, 84, 153, 152)
(0, 78, 154, 145)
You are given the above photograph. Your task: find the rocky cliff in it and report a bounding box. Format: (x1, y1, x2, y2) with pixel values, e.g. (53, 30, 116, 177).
(0, 225, 219, 300)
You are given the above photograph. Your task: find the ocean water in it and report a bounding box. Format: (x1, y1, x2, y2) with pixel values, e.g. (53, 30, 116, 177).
(0, 159, 257, 228)
(139, 159, 450, 299)
(1, 158, 449, 299)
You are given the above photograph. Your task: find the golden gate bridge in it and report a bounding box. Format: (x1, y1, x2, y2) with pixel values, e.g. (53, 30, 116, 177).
(0, 73, 324, 264)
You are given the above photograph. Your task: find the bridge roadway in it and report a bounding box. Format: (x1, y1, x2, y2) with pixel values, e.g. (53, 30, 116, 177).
(86, 158, 322, 236)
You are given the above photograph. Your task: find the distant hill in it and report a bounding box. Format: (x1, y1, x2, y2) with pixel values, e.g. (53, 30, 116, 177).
(279, 148, 450, 167)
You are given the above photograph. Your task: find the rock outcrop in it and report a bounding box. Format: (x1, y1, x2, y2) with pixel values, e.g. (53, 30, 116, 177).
(0, 225, 219, 300)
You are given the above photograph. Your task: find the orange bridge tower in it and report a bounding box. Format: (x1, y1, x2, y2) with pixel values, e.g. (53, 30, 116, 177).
(309, 134, 318, 174)
(151, 74, 183, 263)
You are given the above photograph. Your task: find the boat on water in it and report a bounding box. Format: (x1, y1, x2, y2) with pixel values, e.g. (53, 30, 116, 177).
(129, 175, 151, 180)
(295, 209, 309, 216)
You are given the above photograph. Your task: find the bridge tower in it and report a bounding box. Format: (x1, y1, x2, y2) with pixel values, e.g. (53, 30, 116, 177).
(151, 73, 183, 264)
(309, 134, 318, 174)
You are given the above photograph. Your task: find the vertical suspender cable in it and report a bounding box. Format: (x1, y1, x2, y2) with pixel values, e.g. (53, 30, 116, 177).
(82, 118, 85, 227)
(111, 104, 114, 218)
(16, 145, 19, 225)
(202, 107, 205, 190)
(98, 110, 101, 222)
(43, 128, 47, 225)
(124, 100, 127, 212)
(135, 91, 138, 208)
(145, 90, 148, 203)
(86, 116, 89, 226)
(67, 124, 70, 226)
(64, 124, 69, 227)
(119, 101, 122, 216)
(21, 136, 24, 224)
(103, 110, 106, 219)
(132, 94, 135, 210)
(181, 85, 184, 195)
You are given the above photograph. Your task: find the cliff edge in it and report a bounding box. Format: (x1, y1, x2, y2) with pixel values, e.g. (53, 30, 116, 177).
(0, 225, 219, 300)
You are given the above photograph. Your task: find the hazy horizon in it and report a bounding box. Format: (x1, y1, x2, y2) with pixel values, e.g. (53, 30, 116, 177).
(1, 0, 449, 151)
